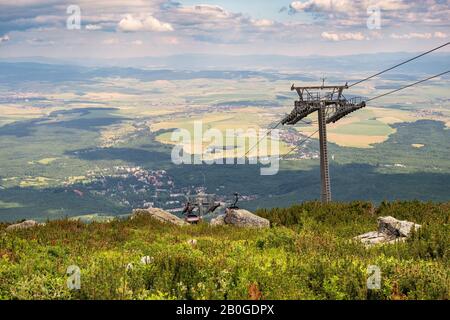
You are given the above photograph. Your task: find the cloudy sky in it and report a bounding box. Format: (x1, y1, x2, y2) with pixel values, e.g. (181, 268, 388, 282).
(0, 0, 449, 59)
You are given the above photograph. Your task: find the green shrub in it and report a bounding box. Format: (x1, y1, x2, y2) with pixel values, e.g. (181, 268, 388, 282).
(0, 201, 448, 300)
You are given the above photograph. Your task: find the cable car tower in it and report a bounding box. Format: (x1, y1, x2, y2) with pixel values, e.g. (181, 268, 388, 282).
(282, 82, 365, 203)
(263, 42, 448, 204)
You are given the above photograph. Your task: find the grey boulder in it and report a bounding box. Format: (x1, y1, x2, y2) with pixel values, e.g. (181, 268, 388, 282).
(354, 216, 421, 246)
(210, 215, 226, 226)
(223, 209, 270, 228)
(6, 220, 41, 231)
(132, 208, 187, 226)
(378, 216, 421, 237)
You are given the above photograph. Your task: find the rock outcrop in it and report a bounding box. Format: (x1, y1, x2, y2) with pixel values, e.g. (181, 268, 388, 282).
(354, 216, 421, 246)
(222, 209, 270, 228)
(378, 216, 421, 237)
(6, 220, 40, 231)
(210, 215, 226, 226)
(132, 208, 187, 226)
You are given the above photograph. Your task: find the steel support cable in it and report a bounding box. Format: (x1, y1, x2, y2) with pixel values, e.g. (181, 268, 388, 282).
(348, 42, 450, 88)
(244, 120, 283, 157)
(244, 117, 316, 158)
(277, 71, 449, 161)
(366, 70, 450, 102)
(279, 129, 319, 160)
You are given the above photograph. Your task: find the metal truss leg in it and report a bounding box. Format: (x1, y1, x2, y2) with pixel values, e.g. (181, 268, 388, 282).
(318, 105, 331, 203)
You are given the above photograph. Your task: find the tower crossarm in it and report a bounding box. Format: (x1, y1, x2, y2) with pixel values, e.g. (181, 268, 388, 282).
(291, 84, 348, 92)
(284, 83, 366, 126)
(326, 99, 366, 124)
(283, 83, 353, 126)
(281, 101, 320, 125)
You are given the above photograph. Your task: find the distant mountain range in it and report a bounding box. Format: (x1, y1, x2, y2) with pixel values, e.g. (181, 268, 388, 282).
(0, 51, 448, 86)
(1, 52, 449, 74)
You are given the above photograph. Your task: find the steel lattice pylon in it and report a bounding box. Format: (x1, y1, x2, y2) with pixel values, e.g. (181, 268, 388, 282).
(282, 83, 366, 203)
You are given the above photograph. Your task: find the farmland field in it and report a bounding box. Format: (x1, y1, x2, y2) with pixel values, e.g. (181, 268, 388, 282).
(0, 61, 449, 221)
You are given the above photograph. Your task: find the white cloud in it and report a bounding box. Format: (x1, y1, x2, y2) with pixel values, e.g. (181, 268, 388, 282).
(290, 0, 356, 14)
(434, 32, 447, 39)
(143, 16, 173, 32)
(118, 14, 173, 32)
(377, 0, 411, 11)
(321, 31, 366, 41)
(159, 4, 253, 43)
(390, 32, 448, 39)
(288, 0, 449, 27)
(290, 0, 410, 14)
(0, 34, 10, 43)
(131, 40, 143, 45)
(390, 33, 433, 39)
(118, 15, 144, 32)
(252, 19, 274, 28)
(179, 5, 231, 19)
(26, 37, 55, 45)
(86, 24, 103, 31)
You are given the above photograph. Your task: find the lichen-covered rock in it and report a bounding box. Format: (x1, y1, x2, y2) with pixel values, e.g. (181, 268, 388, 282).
(6, 220, 40, 231)
(224, 209, 270, 228)
(378, 216, 421, 237)
(353, 231, 392, 245)
(354, 216, 421, 246)
(132, 208, 187, 226)
(210, 215, 226, 226)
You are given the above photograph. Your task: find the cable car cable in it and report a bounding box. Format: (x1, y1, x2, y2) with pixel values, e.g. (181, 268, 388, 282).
(366, 70, 450, 102)
(348, 42, 449, 88)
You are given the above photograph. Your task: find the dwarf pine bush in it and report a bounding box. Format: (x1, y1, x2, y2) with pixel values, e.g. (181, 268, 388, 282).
(0, 201, 448, 300)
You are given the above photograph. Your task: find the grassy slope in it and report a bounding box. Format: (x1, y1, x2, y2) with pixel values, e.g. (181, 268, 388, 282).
(0, 201, 448, 300)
